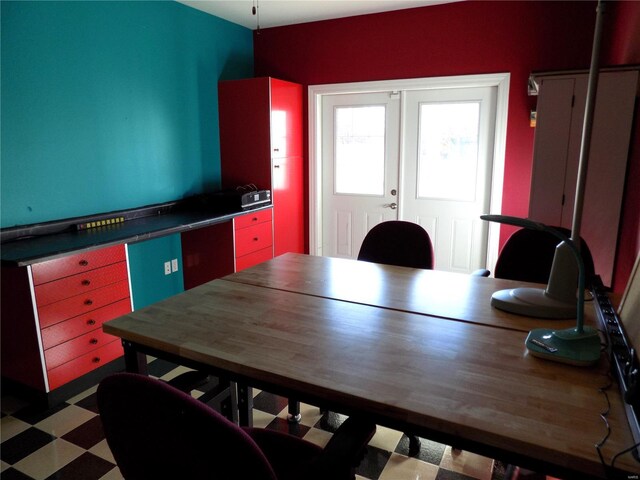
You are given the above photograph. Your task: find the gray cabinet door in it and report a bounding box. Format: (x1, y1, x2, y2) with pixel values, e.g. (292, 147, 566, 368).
(529, 70, 638, 286)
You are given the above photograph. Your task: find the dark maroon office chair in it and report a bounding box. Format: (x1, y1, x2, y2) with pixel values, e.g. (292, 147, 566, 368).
(357, 221, 434, 269)
(492, 226, 595, 284)
(352, 220, 434, 454)
(481, 231, 597, 480)
(354, 220, 487, 453)
(98, 373, 375, 480)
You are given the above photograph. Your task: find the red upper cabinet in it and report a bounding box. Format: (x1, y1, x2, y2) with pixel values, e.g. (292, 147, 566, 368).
(269, 78, 303, 159)
(219, 77, 304, 257)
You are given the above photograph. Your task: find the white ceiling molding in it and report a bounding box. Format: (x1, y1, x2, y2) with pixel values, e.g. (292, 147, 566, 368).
(178, 0, 461, 30)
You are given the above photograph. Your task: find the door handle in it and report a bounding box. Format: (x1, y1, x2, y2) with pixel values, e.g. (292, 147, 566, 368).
(383, 203, 397, 210)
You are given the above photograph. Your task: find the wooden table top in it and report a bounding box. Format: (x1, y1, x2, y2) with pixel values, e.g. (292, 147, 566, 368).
(103, 254, 640, 477)
(225, 253, 588, 333)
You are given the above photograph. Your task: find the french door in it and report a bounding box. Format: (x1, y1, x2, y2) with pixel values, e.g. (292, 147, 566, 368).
(321, 92, 400, 259)
(311, 74, 509, 273)
(400, 86, 496, 272)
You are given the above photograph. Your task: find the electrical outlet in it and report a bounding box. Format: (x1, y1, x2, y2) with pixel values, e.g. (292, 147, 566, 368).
(171, 258, 178, 273)
(164, 261, 171, 275)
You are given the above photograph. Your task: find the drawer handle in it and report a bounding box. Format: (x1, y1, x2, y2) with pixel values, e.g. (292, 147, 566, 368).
(274, 164, 280, 168)
(252, 217, 258, 222)
(253, 237, 259, 241)
(87, 319, 96, 326)
(92, 357, 101, 363)
(89, 338, 98, 345)
(84, 299, 93, 306)
(79, 260, 89, 267)
(81, 279, 91, 286)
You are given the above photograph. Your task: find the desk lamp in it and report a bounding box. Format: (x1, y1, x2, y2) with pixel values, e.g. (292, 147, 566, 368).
(486, 0, 606, 321)
(478, 0, 607, 366)
(481, 214, 600, 366)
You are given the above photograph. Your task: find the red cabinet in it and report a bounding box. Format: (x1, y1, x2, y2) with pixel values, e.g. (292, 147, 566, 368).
(182, 221, 235, 290)
(37, 280, 130, 329)
(233, 209, 274, 272)
(46, 341, 124, 391)
(219, 77, 305, 258)
(40, 299, 131, 350)
(1, 244, 132, 393)
(31, 244, 126, 284)
(34, 261, 128, 308)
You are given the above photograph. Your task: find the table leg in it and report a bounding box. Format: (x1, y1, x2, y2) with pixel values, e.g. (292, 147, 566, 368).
(236, 383, 253, 427)
(122, 340, 148, 375)
(287, 399, 301, 423)
(222, 387, 238, 424)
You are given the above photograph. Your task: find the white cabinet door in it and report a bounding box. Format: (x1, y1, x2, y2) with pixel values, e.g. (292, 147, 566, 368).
(529, 70, 638, 286)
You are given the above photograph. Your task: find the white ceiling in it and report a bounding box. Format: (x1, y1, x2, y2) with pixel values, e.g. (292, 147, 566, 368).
(179, 0, 458, 30)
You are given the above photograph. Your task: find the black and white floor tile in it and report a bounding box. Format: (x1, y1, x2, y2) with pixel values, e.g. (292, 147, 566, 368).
(1, 358, 513, 480)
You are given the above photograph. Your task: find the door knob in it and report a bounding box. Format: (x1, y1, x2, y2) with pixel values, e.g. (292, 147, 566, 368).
(383, 203, 397, 210)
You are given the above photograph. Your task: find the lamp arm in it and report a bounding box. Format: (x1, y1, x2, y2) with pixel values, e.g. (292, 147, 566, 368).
(480, 215, 586, 332)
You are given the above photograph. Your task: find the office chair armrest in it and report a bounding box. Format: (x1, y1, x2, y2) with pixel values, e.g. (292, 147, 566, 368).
(471, 268, 491, 277)
(310, 416, 376, 479)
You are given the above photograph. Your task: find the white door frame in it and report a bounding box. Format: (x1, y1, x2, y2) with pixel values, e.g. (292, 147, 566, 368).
(308, 73, 510, 271)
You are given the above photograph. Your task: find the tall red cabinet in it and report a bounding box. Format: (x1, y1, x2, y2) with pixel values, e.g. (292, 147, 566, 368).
(218, 77, 305, 257)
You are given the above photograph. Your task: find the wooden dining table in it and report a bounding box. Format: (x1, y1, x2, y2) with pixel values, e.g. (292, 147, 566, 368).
(103, 253, 640, 478)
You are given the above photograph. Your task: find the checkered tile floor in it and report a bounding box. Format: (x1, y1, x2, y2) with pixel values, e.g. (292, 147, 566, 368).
(1, 358, 511, 480)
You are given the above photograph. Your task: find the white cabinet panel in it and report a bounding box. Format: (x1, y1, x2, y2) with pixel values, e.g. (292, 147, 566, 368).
(529, 70, 638, 286)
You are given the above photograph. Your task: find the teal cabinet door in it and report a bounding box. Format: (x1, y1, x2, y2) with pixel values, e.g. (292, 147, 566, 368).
(127, 234, 184, 310)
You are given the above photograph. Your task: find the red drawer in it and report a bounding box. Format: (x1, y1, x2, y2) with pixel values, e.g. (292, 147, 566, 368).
(235, 222, 273, 257)
(44, 328, 120, 370)
(32, 244, 126, 285)
(41, 299, 131, 350)
(234, 209, 272, 230)
(38, 280, 130, 328)
(236, 247, 274, 272)
(34, 261, 128, 307)
(47, 340, 123, 390)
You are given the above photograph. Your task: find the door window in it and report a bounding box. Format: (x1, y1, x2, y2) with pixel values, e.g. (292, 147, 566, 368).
(335, 105, 386, 196)
(417, 102, 480, 201)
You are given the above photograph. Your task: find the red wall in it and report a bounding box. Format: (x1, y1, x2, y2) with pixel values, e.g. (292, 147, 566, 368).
(253, 0, 638, 292)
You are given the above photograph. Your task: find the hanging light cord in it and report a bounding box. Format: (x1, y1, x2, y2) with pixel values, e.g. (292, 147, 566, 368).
(252, 0, 260, 34)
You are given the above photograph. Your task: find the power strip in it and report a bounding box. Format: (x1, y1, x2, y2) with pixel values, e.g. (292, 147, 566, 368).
(593, 276, 640, 462)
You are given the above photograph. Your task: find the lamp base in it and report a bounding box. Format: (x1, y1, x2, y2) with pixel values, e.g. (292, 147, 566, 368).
(491, 287, 576, 319)
(525, 328, 601, 366)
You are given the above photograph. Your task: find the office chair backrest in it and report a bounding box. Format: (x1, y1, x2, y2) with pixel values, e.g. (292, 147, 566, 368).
(98, 373, 278, 480)
(494, 227, 595, 284)
(358, 221, 434, 269)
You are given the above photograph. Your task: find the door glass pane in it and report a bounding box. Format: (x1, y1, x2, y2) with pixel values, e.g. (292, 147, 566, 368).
(335, 105, 385, 195)
(417, 102, 480, 201)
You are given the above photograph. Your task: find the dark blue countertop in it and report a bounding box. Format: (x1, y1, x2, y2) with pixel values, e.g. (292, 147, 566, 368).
(1, 201, 272, 267)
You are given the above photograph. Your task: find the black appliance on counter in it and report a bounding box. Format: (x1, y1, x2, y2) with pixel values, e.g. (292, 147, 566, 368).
(193, 185, 271, 213)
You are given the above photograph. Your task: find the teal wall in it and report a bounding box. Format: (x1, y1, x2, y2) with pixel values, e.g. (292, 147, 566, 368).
(1, 1, 253, 228)
(128, 234, 184, 310)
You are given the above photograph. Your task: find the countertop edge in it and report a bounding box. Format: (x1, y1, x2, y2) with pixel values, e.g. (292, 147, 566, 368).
(1, 204, 272, 267)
